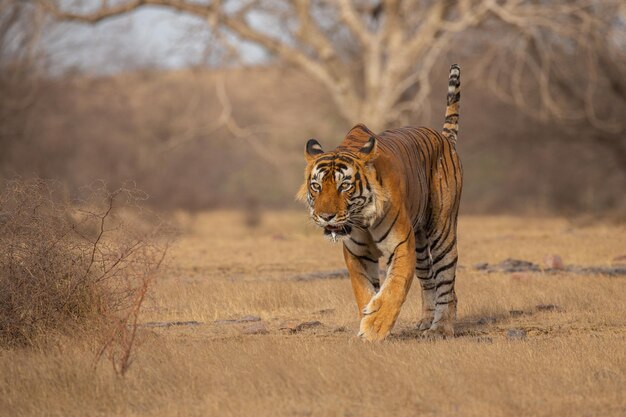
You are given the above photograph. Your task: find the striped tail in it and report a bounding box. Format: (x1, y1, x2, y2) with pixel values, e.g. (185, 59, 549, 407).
(442, 64, 461, 144)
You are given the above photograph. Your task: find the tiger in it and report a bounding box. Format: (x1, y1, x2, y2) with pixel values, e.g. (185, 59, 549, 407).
(297, 64, 463, 341)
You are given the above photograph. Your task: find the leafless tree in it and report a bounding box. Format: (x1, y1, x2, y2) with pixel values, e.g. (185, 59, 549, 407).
(39, 0, 625, 164)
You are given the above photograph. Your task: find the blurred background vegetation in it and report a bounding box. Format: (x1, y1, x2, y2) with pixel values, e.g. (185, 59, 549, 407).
(1, 0, 625, 217)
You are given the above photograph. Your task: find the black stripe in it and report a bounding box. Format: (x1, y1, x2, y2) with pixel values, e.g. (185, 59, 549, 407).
(387, 231, 411, 265)
(449, 139, 459, 181)
(343, 244, 378, 264)
(435, 278, 455, 290)
(447, 92, 460, 104)
(349, 237, 367, 246)
(371, 207, 391, 229)
(433, 257, 458, 281)
(437, 288, 454, 298)
(431, 219, 452, 250)
(337, 155, 356, 164)
(431, 237, 456, 266)
(375, 170, 383, 187)
(359, 272, 379, 288)
(361, 175, 368, 194)
(416, 253, 430, 262)
(375, 210, 400, 243)
(314, 156, 335, 163)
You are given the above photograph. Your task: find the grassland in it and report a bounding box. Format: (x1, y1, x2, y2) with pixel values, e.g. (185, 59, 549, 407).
(1, 211, 625, 417)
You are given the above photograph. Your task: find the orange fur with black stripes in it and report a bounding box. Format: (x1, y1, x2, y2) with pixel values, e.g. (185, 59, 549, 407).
(297, 64, 462, 341)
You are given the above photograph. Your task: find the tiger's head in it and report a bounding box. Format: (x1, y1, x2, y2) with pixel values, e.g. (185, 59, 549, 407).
(297, 131, 387, 241)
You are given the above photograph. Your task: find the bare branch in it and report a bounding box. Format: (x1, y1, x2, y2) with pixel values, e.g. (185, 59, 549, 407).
(337, 0, 372, 45)
(41, 0, 212, 23)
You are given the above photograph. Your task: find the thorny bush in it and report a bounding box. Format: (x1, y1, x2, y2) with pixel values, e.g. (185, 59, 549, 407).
(0, 179, 170, 375)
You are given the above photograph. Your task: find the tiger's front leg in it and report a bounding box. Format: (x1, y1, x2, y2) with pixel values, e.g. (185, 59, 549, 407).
(343, 232, 381, 317)
(358, 214, 416, 341)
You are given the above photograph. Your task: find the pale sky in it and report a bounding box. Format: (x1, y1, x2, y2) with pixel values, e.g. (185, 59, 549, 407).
(45, 4, 266, 75)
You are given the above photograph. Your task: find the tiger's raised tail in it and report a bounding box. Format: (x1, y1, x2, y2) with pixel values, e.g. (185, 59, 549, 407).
(442, 64, 461, 144)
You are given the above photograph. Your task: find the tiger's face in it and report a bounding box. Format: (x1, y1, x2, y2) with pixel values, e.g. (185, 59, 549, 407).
(297, 136, 384, 241)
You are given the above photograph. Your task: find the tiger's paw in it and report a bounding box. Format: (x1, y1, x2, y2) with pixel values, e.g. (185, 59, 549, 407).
(357, 296, 397, 342)
(423, 322, 454, 339)
(358, 314, 391, 342)
(416, 317, 433, 331)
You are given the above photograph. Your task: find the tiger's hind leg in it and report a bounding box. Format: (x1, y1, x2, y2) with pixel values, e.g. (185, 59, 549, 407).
(424, 219, 458, 338)
(414, 229, 435, 331)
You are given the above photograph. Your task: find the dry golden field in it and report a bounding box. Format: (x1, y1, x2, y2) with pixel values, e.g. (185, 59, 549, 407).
(1, 211, 625, 417)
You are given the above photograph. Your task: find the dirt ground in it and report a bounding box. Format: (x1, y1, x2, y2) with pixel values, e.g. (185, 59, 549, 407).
(2, 211, 625, 417)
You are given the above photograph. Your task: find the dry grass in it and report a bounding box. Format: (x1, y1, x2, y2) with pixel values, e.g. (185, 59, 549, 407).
(1, 211, 625, 417)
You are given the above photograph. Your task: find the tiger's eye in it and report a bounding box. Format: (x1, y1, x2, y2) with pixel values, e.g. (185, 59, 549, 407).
(340, 182, 352, 192)
(311, 182, 321, 192)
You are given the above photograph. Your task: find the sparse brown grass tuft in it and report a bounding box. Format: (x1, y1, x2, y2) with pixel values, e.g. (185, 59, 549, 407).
(0, 179, 169, 374)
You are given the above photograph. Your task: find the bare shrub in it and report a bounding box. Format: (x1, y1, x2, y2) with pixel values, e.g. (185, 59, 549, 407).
(0, 178, 169, 374)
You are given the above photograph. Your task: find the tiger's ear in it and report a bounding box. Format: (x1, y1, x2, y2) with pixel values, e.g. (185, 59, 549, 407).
(305, 139, 324, 162)
(357, 136, 378, 162)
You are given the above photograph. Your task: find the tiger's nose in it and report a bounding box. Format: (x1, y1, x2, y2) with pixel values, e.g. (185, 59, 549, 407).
(318, 213, 336, 222)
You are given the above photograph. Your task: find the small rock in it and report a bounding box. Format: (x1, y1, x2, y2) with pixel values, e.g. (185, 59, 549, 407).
(333, 326, 347, 333)
(142, 320, 202, 328)
(500, 258, 540, 273)
(579, 266, 626, 276)
(214, 315, 262, 324)
(236, 315, 261, 323)
(475, 336, 493, 344)
(473, 262, 489, 271)
(536, 304, 559, 312)
(544, 255, 564, 270)
(242, 322, 268, 335)
(475, 259, 545, 274)
(296, 321, 322, 331)
(509, 310, 524, 317)
(279, 320, 323, 333)
(477, 317, 497, 325)
(506, 329, 527, 340)
(278, 321, 299, 333)
(213, 319, 237, 325)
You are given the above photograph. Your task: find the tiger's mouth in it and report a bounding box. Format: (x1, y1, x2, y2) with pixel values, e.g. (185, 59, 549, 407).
(323, 224, 352, 238)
